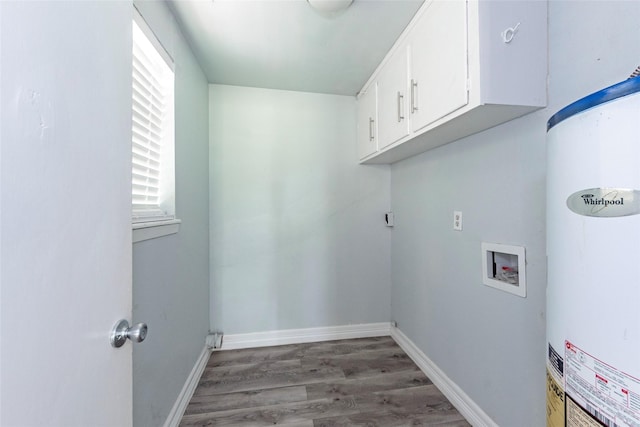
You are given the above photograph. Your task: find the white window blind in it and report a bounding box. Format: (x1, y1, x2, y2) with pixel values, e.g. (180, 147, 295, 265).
(132, 17, 175, 223)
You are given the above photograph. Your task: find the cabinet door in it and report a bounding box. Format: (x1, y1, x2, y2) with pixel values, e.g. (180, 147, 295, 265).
(410, 0, 468, 133)
(377, 44, 409, 149)
(357, 84, 378, 160)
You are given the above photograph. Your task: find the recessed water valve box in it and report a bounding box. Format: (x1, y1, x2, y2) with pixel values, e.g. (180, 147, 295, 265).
(481, 242, 526, 297)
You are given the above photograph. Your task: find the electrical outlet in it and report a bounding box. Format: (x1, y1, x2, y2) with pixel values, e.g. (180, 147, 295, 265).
(453, 211, 463, 231)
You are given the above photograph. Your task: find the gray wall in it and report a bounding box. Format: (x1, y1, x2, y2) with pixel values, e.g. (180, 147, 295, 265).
(132, 2, 210, 426)
(389, 2, 640, 426)
(209, 85, 391, 334)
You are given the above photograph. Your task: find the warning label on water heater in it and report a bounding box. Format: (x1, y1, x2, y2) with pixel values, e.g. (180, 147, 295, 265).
(547, 368, 565, 427)
(565, 340, 640, 427)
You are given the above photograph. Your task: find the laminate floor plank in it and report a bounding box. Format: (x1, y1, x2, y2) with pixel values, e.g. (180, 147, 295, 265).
(193, 364, 346, 397)
(297, 338, 401, 359)
(306, 369, 431, 400)
(300, 347, 420, 380)
(200, 359, 302, 380)
(181, 337, 470, 426)
(313, 410, 470, 427)
(308, 385, 461, 421)
(182, 386, 465, 427)
(208, 337, 399, 368)
(356, 385, 465, 419)
(184, 385, 308, 415)
(180, 396, 361, 427)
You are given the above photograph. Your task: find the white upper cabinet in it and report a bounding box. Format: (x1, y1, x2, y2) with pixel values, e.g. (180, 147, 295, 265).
(377, 43, 410, 150)
(357, 83, 378, 160)
(357, 0, 547, 164)
(409, 0, 468, 133)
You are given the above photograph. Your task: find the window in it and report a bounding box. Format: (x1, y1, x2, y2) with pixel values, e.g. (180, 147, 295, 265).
(131, 11, 175, 225)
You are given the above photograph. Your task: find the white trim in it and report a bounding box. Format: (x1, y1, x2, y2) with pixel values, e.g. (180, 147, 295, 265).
(133, 5, 174, 69)
(132, 218, 181, 243)
(163, 345, 211, 427)
(481, 242, 527, 298)
(217, 323, 391, 351)
(391, 326, 498, 427)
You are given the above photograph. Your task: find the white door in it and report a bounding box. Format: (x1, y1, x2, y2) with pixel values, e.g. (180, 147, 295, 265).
(377, 44, 410, 149)
(357, 83, 378, 160)
(1, 2, 133, 426)
(410, 0, 468, 133)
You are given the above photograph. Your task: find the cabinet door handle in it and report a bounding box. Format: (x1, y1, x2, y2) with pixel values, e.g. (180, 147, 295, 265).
(397, 92, 405, 122)
(369, 117, 375, 141)
(411, 79, 419, 113)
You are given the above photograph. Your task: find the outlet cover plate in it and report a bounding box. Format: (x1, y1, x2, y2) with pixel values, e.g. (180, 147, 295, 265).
(453, 211, 462, 231)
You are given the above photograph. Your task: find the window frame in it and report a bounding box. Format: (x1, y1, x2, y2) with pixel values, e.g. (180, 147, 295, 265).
(131, 8, 180, 242)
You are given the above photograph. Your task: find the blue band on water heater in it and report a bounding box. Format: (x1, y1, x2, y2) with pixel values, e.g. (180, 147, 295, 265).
(547, 76, 640, 132)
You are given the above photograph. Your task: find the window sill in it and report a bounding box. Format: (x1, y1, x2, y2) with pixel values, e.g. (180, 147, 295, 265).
(132, 218, 181, 243)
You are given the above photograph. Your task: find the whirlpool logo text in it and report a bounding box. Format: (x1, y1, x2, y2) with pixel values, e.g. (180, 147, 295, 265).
(580, 193, 624, 207)
(566, 188, 640, 217)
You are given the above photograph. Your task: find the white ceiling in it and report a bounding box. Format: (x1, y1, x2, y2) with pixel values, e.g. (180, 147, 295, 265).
(167, 0, 424, 96)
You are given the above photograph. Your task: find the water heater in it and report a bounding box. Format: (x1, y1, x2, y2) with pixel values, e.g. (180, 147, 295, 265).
(546, 76, 640, 427)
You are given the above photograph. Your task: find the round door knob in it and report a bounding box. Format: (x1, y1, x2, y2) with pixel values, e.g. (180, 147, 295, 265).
(110, 319, 148, 348)
(127, 323, 148, 343)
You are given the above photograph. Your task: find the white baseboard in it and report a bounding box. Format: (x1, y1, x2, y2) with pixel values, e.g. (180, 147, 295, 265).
(163, 345, 211, 427)
(391, 326, 498, 427)
(217, 322, 391, 351)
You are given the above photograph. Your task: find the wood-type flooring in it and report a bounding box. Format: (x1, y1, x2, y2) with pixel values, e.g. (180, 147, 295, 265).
(180, 336, 471, 427)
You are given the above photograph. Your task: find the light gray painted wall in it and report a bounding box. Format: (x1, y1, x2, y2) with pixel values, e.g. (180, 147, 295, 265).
(389, 2, 640, 426)
(209, 85, 391, 334)
(132, 2, 210, 426)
